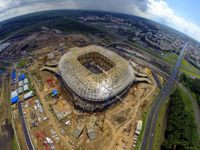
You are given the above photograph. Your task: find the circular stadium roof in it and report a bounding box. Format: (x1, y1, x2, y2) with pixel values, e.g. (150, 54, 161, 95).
(59, 45, 135, 101)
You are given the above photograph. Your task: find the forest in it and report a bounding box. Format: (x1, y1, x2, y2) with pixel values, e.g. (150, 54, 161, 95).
(180, 73, 200, 106)
(161, 89, 199, 150)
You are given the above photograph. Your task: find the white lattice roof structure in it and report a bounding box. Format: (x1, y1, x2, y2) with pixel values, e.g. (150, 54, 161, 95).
(59, 45, 135, 102)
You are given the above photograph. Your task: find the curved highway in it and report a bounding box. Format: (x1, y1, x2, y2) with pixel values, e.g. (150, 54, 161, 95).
(141, 43, 188, 150)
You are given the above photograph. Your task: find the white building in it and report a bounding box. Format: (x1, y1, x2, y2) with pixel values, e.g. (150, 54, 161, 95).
(11, 90, 18, 99)
(24, 91, 34, 100)
(23, 84, 29, 92)
(18, 87, 23, 95)
(135, 120, 143, 135)
(23, 78, 29, 84)
(18, 81, 23, 87)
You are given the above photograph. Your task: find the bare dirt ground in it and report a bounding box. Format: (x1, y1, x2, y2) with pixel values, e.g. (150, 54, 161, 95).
(104, 76, 157, 150)
(27, 64, 157, 150)
(19, 39, 158, 150)
(78, 121, 113, 150)
(27, 70, 73, 150)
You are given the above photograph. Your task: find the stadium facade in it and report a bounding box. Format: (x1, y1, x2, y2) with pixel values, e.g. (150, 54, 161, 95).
(59, 45, 135, 111)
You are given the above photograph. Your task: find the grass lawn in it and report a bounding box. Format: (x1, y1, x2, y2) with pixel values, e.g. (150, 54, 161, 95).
(180, 68, 200, 79)
(181, 57, 200, 72)
(178, 85, 194, 113)
(12, 136, 19, 150)
(162, 53, 178, 65)
(162, 53, 200, 78)
(152, 100, 168, 150)
(17, 58, 29, 68)
(131, 43, 200, 79)
(180, 58, 200, 79)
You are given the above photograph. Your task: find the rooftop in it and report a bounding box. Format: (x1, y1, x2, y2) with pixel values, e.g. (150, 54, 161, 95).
(59, 45, 135, 101)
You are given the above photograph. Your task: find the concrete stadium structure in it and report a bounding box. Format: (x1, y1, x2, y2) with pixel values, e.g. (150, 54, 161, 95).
(59, 45, 137, 111)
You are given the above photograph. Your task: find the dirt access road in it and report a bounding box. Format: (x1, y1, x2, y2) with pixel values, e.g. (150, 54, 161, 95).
(107, 78, 157, 150)
(28, 71, 73, 150)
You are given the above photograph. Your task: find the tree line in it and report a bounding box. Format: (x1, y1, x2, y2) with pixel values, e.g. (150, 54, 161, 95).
(161, 89, 199, 150)
(180, 73, 200, 107)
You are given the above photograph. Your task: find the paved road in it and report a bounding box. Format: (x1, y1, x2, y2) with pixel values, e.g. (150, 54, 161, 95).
(141, 43, 188, 150)
(18, 102, 34, 150)
(151, 71, 162, 88)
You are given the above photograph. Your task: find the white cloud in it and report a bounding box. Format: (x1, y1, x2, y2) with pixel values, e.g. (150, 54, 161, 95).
(0, 1, 77, 21)
(0, 0, 149, 22)
(0, 0, 200, 42)
(147, 0, 200, 41)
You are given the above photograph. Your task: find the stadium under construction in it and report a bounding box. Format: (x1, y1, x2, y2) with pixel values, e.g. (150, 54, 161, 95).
(59, 45, 150, 111)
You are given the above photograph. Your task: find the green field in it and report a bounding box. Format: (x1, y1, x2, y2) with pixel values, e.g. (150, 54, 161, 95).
(162, 53, 200, 78)
(17, 59, 29, 68)
(180, 58, 200, 79)
(178, 84, 195, 113)
(163, 53, 178, 65)
(131, 43, 200, 79)
(12, 135, 19, 150)
(152, 100, 168, 150)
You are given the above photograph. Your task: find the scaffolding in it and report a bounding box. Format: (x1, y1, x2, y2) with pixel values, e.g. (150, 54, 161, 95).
(59, 45, 135, 110)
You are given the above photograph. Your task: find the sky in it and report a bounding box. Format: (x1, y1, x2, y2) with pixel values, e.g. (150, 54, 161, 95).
(0, 0, 200, 42)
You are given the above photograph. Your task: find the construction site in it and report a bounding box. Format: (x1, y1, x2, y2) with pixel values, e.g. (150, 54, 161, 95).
(59, 45, 150, 111)
(10, 36, 160, 150)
